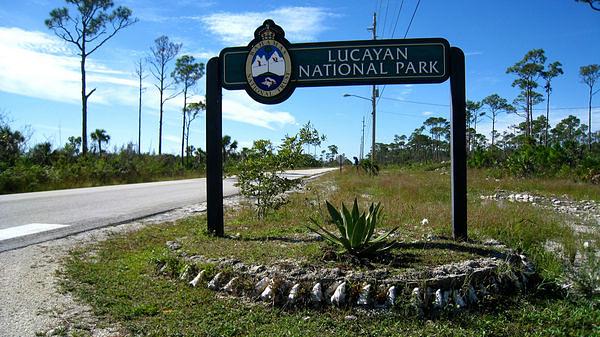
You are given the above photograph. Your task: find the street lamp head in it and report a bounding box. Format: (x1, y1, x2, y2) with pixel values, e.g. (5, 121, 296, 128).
(343, 94, 351, 97)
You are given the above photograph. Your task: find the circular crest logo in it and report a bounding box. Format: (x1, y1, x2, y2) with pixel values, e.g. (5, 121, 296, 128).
(244, 20, 294, 104)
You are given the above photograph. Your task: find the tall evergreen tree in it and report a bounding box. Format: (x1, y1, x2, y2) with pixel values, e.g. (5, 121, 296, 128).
(576, 0, 600, 11)
(506, 49, 546, 137)
(541, 61, 564, 146)
(45, 0, 136, 155)
(172, 55, 205, 164)
(149, 36, 181, 155)
(579, 64, 600, 150)
(482, 94, 514, 146)
(466, 100, 484, 151)
(185, 102, 204, 166)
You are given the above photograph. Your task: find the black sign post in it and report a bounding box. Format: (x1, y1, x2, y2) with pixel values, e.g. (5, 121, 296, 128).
(206, 57, 224, 237)
(206, 20, 467, 240)
(449, 47, 467, 241)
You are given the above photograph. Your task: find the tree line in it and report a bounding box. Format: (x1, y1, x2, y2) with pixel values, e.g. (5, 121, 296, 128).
(373, 49, 599, 181)
(45, 0, 207, 163)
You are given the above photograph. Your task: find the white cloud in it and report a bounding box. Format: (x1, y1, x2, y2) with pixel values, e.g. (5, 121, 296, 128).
(190, 49, 219, 61)
(422, 111, 433, 116)
(0, 27, 137, 106)
(200, 7, 334, 45)
(397, 87, 413, 99)
(0, 26, 295, 131)
(164, 135, 181, 143)
(222, 91, 296, 129)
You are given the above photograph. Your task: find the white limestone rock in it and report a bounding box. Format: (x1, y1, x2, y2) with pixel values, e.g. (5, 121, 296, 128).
(434, 289, 448, 308)
(357, 284, 371, 306)
(331, 282, 347, 307)
(288, 283, 301, 304)
(223, 277, 239, 294)
(311, 283, 324, 304)
(255, 277, 270, 294)
(179, 265, 190, 281)
(387, 286, 397, 306)
(189, 270, 206, 287)
(208, 272, 225, 290)
(411, 287, 424, 316)
(411, 287, 423, 307)
(261, 285, 274, 301)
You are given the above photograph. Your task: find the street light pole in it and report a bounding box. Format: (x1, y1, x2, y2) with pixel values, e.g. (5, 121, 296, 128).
(343, 93, 374, 160)
(371, 85, 377, 162)
(360, 116, 365, 160)
(368, 12, 378, 163)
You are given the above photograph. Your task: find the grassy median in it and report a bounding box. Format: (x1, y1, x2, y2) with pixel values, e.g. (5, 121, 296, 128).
(60, 167, 599, 336)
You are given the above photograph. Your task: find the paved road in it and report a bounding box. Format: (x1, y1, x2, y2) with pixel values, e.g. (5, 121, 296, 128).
(0, 168, 335, 252)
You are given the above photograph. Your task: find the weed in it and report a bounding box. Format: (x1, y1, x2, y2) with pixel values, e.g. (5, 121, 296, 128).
(568, 242, 600, 296)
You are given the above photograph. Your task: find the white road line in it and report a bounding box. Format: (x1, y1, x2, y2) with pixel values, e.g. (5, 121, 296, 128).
(0, 223, 69, 241)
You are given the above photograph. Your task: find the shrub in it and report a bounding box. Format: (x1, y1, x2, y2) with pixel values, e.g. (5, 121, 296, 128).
(359, 159, 379, 176)
(307, 198, 398, 258)
(237, 141, 299, 218)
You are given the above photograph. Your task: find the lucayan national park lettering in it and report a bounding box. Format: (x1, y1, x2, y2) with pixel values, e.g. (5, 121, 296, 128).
(297, 46, 442, 80)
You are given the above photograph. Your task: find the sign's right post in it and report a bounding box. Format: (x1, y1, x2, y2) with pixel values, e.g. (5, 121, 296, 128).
(449, 47, 467, 241)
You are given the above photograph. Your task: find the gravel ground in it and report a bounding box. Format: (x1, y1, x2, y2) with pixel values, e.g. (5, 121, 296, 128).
(480, 191, 600, 233)
(0, 197, 242, 337)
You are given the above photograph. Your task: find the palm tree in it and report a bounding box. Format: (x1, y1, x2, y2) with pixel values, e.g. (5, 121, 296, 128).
(90, 129, 110, 154)
(222, 135, 238, 164)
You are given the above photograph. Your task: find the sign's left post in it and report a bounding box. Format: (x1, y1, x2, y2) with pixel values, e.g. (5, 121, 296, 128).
(206, 57, 224, 237)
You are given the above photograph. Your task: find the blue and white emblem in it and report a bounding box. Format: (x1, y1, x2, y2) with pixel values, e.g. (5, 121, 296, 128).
(245, 20, 292, 102)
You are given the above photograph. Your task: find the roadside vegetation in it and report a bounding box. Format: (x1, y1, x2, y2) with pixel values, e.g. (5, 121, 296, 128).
(0, 115, 327, 194)
(60, 167, 599, 336)
(374, 50, 599, 183)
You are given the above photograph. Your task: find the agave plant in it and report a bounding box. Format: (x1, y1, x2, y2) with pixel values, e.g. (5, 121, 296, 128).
(308, 198, 399, 257)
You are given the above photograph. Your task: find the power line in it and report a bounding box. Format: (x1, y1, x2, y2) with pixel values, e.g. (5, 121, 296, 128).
(381, 0, 390, 38)
(403, 0, 422, 38)
(379, 110, 429, 117)
(378, 0, 422, 105)
(380, 96, 450, 107)
(390, 0, 405, 38)
(381, 95, 600, 111)
(376, 0, 384, 37)
(533, 105, 600, 111)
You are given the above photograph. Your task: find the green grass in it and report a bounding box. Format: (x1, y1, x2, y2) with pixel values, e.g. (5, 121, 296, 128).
(468, 167, 600, 201)
(60, 167, 600, 336)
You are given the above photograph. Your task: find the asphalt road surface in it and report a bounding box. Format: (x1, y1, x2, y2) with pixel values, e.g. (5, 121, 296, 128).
(0, 168, 336, 252)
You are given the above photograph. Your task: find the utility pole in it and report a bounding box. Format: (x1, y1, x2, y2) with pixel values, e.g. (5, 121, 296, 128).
(367, 12, 378, 162)
(360, 116, 365, 160)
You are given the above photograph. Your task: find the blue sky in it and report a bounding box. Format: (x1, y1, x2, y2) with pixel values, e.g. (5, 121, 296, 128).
(0, 0, 598, 157)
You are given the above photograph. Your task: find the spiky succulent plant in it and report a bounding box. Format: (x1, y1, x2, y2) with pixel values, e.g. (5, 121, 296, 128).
(308, 198, 398, 257)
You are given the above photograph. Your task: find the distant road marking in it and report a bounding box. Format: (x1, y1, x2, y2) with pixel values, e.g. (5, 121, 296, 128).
(0, 223, 69, 241)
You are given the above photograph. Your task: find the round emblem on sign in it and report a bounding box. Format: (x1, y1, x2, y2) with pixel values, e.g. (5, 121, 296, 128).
(245, 40, 292, 99)
(243, 19, 295, 104)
